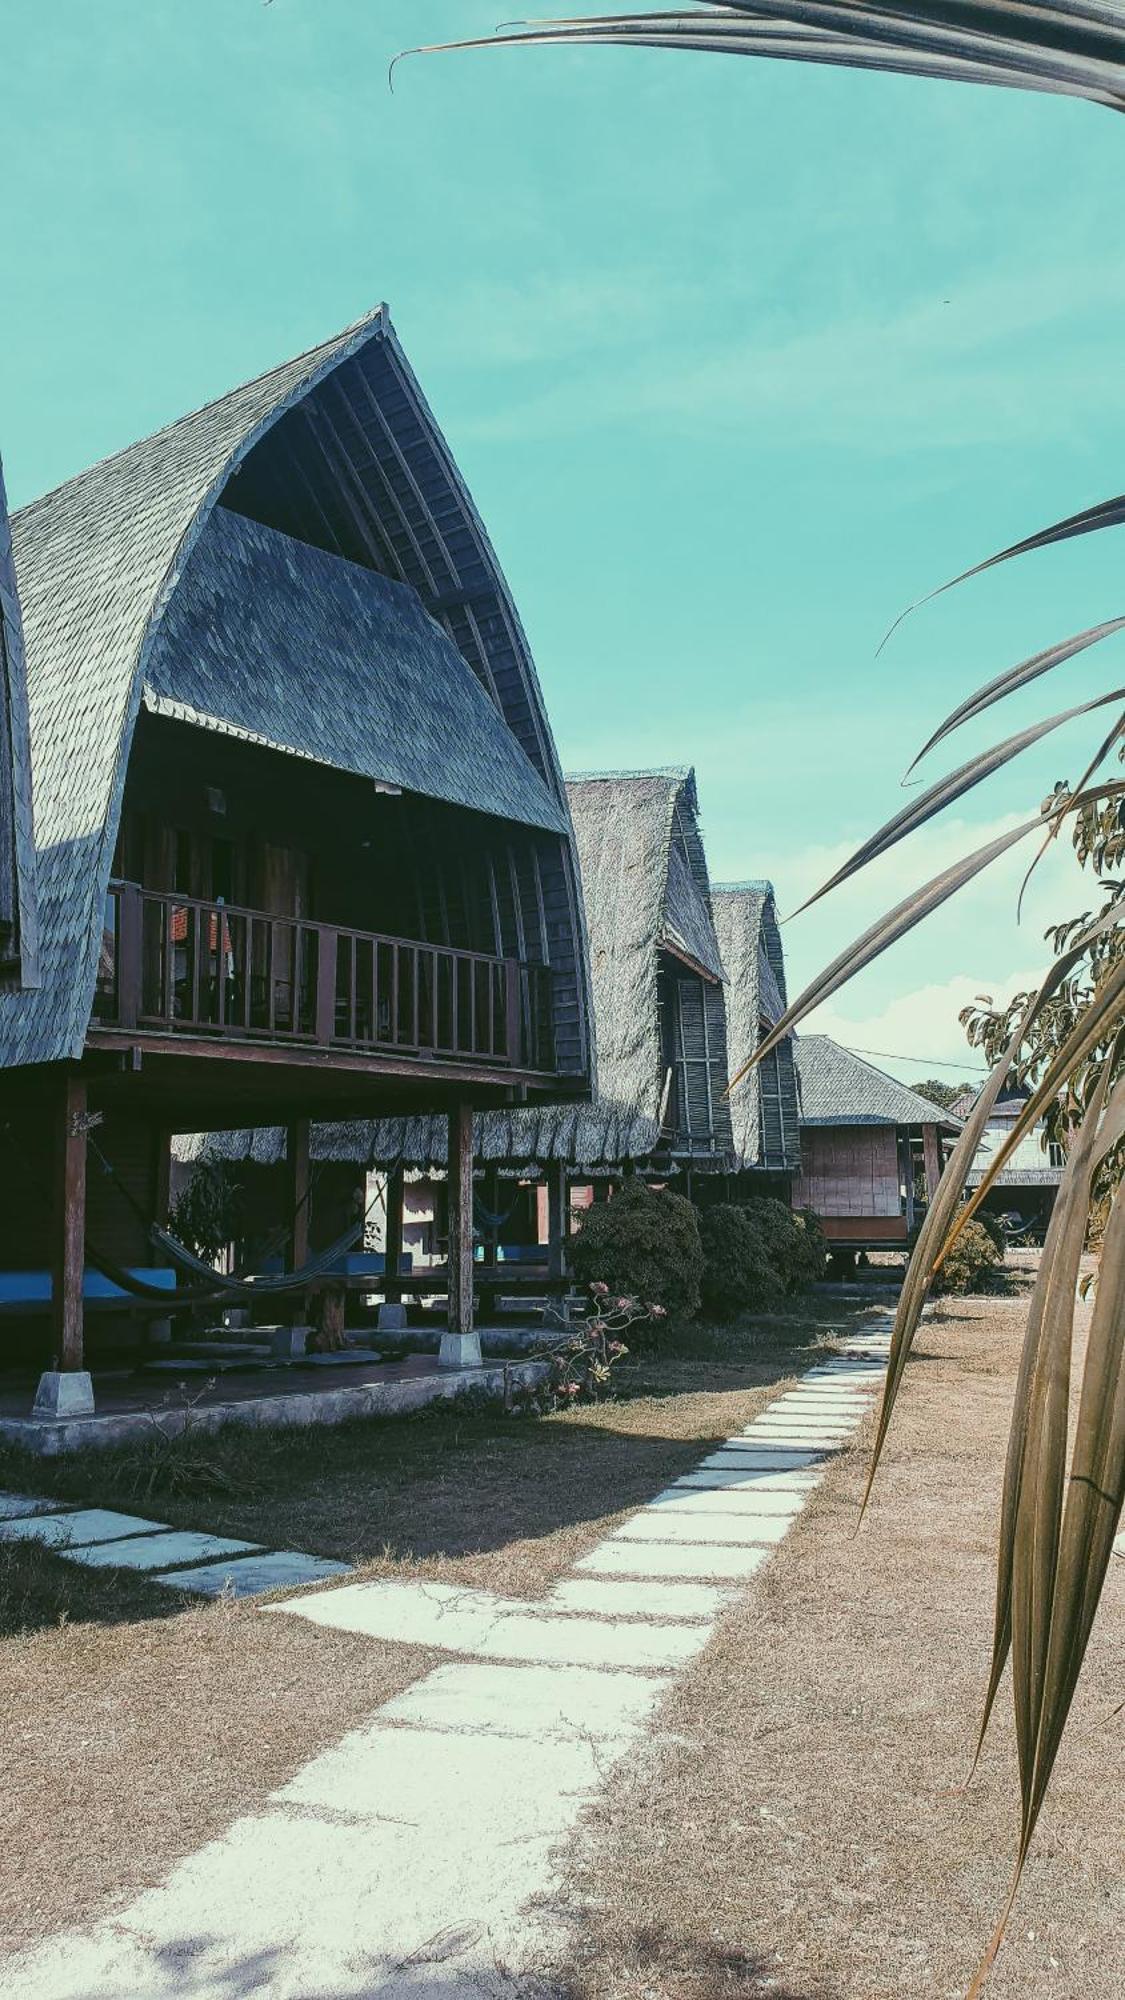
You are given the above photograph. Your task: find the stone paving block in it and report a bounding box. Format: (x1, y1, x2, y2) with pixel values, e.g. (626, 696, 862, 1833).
(66, 1530, 261, 1572)
(649, 1486, 804, 1518)
(278, 1577, 708, 1672)
(703, 1446, 826, 1470)
(157, 1550, 349, 1597)
(379, 1660, 667, 1742)
(276, 1714, 607, 1830)
(0, 1507, 168, 1549)
(614, 1511, 790, 1548)
(576, 1539, 771, 1581)
(673, 1466, 820, 1493)
(0, 1493, 63, 1520)
(545, 1577, 734, 1621)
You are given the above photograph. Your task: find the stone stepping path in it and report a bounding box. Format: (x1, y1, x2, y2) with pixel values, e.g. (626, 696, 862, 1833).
(0, 1500, 348, 1598)
(1, 1316, 893, 1998)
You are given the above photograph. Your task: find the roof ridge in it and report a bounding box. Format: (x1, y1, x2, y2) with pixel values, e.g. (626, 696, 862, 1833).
(13, 304, 389, 522)
(565, 765, 693, 784)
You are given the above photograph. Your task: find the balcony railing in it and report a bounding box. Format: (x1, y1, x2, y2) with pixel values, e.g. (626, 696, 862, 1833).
(93, 882, 555, 1072)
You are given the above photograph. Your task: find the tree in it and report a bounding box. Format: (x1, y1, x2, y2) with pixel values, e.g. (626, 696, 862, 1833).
(414, 12, 1125, 1990)
(913, 1077, 975, 1112)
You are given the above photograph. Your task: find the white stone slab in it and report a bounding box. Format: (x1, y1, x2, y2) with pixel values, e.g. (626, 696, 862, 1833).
(0, 1725, 618, 2000)
(613, 1511, 790, 1548)
(0, 1493, 63, 1520)
(156, 1550, 349, 1597)
(66, 1530, 261, 1572)
(0, 1507, 168, 1549)
(380, 1660, 667, 1742)
(576, 1539, 771, 1581)
(649, 1486, 804, 1518)
(702, 1446, 825, 1470)
(674, 1465, 819, 1493)
(278, 1577, 708, 1672)
(545, 1577, 734, 1621)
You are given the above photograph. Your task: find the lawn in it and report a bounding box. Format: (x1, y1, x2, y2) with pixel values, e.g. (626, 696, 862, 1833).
(546, 1288, 1125, 2000)
(0, 1302, 863, 1952)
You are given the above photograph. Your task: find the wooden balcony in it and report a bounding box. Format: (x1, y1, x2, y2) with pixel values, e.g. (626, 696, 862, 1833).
(92, 882, 555, 1074)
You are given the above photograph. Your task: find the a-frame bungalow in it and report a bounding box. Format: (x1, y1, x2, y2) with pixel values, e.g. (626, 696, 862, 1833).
(0, 307, 592, 1415)
(709, 881, 801, 1201)
(181, 766, 734, 1281)
(791, 1035, 958, 1269)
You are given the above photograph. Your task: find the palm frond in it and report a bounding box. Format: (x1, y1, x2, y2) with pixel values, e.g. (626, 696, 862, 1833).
(908, 616, 1125, 775)
(404, 3, 1125, 114)
(790, 687, 1125, 921)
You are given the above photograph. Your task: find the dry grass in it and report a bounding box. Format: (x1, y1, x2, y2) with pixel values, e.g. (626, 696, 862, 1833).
(0, 1309, 856, 1602)
(0, 1307, 857, 1953)
(548, 1290, 1125, 1999)
(0, 1561, 430, 1952)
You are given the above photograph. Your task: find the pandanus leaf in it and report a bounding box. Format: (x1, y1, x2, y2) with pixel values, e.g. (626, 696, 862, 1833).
(727, 810, 1046, 1090)
(967, 1104, 1125, 1999)
(402, 4, 1125, 114)
(859, 907, 1124, 1516)
(790, 687, 1125, 922)
(907, 617, 1125, 775)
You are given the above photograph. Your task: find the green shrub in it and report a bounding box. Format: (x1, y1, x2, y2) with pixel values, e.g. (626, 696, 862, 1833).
(697, 1204, 784, 1319)
(742, 1198, 827, 1293)
(569, 1179, 704, 1322)
(931, 1216, 1004, 1295)
(788, 1206, 828, 1288)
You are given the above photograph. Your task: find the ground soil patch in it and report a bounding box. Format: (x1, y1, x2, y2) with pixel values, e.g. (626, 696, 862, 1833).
(548, 1290, 1125, 2000)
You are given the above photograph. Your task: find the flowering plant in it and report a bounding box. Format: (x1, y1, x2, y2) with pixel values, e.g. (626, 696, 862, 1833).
(533, 1288, 656, 1408)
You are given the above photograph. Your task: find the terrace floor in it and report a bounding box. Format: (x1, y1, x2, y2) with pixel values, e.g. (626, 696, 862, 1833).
(0, 1349, 548, 1454)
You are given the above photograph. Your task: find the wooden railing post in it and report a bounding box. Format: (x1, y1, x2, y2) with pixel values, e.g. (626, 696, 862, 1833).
(504, 960, 521, 1066)
(315, 928, 338, 1045)
(115, 884, 142, 1029)
(439, 1100, 480, 1367)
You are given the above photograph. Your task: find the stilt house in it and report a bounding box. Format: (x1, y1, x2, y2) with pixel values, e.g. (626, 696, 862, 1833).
(710, 881, 800, 1200)
(181, 767, 736, 1279)
(791, 1035, 958, 1267)
(0, 307, 593, 1408)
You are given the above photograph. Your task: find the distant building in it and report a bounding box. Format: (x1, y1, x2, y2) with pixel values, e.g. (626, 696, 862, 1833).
(949, 1085, 1064, 1239)
(793, 1036, 959, 1269)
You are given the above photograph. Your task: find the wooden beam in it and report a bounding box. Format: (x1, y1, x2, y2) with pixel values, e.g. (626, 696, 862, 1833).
(384, 1162, 404, 1299)
(51, 1074, 87, 1370)
(446, 1100, 474, 1335)
(922, 1123, 943, 1203)
(545, 1159, 568, 1282)
(286, 1117, 311, 1271)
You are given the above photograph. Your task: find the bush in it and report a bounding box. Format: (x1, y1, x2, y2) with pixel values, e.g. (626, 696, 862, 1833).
(696, 1200, 828, 1320)
(569, 1179, 704, 1322)
(931, 1216, 1004, 1295)
(742, 1198, 827, 1293)
(698, 1205, 784, 1319)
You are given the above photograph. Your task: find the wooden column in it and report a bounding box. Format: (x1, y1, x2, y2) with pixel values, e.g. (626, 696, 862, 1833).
(922, 1123, 943, 1203)
(545, 1159, 568, 1282)
(152, 1127, 172, 1229)
(384, 1163, 404, 1302)
(51, 1074, 87, 1371)
(286, 1118, 311, 1270)
(440, 1101, 478, 1366)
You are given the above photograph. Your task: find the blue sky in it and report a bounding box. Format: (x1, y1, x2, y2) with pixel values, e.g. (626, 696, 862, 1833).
(8, 0, 1125, 1081)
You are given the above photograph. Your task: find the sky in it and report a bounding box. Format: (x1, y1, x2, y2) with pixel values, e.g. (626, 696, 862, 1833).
(7, 0, 1125, 1085)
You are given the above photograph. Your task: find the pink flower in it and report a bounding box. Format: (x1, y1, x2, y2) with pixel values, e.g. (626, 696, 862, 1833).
(649, 1304, 667, 1319)
(590, 1281, 609, 1297)
(608, 1340, 626, 1355)
(615, 1296, 631, 1312)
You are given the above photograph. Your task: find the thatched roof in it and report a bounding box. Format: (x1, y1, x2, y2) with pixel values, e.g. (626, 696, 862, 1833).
(1, 306, 588, 1073)
(795, 1036, 961, 1130)
(711, 882, 800, 1174)
(180, 766, 732, 1173)
(0, 454, 38, 989)
(146, 507, 565, 833)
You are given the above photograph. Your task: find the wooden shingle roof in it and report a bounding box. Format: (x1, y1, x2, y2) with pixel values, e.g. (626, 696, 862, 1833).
(0, 453, 38, 989)
(0, 307, 588, 1072)
(711, 882, 800, 1173)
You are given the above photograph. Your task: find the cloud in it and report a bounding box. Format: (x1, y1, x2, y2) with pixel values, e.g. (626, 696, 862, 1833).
(449, 252, 1125, 454)
(807, 964, 1047, 1080)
